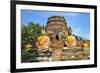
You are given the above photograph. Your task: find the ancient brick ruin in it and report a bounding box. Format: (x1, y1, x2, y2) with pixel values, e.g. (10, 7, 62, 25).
(22, 16, 90, 62)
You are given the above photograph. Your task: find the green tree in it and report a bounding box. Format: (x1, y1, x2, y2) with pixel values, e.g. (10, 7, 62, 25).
(21, 22, 42, 50)
(67, 26, 72, 35)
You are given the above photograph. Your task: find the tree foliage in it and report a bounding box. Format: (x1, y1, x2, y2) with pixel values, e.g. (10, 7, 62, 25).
(21, 22, 42, 49)
(67, 26, 72, 35)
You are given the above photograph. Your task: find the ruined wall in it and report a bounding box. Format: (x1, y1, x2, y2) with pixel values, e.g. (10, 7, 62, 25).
(45, 16, 68, 39)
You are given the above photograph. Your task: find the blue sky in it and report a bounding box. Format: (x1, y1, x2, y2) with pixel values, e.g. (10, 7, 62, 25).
(21, 10, 90, 39)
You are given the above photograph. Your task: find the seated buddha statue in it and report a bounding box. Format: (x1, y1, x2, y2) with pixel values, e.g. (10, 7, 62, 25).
(82, 40, 88, 49)
(36, 29, 50, 49)
(65, 33, 76, 48)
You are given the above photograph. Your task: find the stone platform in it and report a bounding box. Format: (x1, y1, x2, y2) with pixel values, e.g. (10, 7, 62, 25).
(21, 47, 90, 62)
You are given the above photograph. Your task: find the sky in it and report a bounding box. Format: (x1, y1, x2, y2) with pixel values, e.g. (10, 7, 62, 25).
(21, 10, 90, 39)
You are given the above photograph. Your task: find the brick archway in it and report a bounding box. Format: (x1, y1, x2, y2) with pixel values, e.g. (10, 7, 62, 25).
(55, 34, 59, 40)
